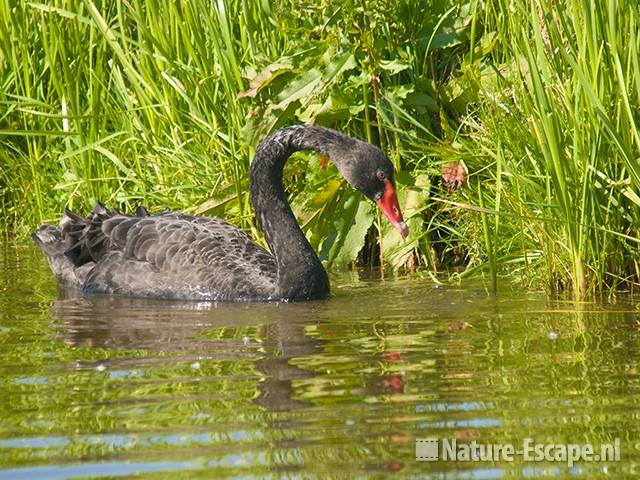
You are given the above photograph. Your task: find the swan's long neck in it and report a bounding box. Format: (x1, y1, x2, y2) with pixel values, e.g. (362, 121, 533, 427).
(249, 126, 351, 300)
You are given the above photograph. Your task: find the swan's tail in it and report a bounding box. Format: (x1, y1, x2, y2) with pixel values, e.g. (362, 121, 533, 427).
(32, 223, 90, 289)
(32, 224, 65, 258)
(34, 203, 152, 288)
(33, 202, 140, 288)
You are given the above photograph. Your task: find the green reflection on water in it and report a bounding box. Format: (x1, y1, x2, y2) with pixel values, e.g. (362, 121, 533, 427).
(1, 242, 639, 478)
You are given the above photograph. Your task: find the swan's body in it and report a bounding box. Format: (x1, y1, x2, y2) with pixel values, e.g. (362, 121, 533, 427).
(34, 125, 407, 301)
(35, 210, 281, 301)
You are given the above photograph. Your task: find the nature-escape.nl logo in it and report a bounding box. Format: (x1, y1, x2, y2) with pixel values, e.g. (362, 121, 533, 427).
(416, 438, 621, 467)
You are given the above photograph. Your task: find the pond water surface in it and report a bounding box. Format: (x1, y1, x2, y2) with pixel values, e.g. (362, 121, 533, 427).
(1, 241, 639, 478)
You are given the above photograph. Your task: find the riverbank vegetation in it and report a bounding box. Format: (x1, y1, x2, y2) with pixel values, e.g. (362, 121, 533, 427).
(1, 0, 639, 295)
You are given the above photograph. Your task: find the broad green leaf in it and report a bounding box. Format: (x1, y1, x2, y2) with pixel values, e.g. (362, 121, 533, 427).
(330, 196, 374, 265)
(381, 172, 431, 268)
(319, 189, 373, 265)
(378, 59, 410, 75)
(272, 68, 323, 110)
(237, 61, 293, 99)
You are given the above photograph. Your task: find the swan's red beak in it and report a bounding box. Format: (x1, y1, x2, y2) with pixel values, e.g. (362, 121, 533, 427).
(376, 180, 409, 240)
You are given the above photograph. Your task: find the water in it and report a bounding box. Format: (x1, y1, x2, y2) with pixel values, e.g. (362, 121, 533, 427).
(1, 241, 639, 478)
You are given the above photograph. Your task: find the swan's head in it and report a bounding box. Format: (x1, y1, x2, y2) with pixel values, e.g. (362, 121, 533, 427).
(329, 139, 409, 240)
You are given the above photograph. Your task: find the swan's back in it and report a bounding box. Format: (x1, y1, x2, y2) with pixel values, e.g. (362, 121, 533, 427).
(33, 204, 278, 301)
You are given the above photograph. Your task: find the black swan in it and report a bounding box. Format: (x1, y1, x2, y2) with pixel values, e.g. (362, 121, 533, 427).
(33, 125, 408, 301)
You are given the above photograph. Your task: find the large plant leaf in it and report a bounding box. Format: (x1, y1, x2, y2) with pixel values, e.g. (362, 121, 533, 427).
(381, 172, 431, 268)
(318, 188, 374, 266)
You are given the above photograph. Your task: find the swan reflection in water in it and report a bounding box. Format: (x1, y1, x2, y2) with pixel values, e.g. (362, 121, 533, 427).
(51, 289, 326, 411)
(50, 284, 410, 415)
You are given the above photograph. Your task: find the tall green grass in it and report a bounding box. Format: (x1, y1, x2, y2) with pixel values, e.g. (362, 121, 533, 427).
(446, 0, 640, 295)
(1, 0, 639, 294)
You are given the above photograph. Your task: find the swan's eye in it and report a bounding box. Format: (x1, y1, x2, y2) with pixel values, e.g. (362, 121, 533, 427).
(376, 171, 387, 181)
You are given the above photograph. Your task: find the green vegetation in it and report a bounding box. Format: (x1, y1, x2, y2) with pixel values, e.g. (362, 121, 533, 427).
(1, 0, 639, 294)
